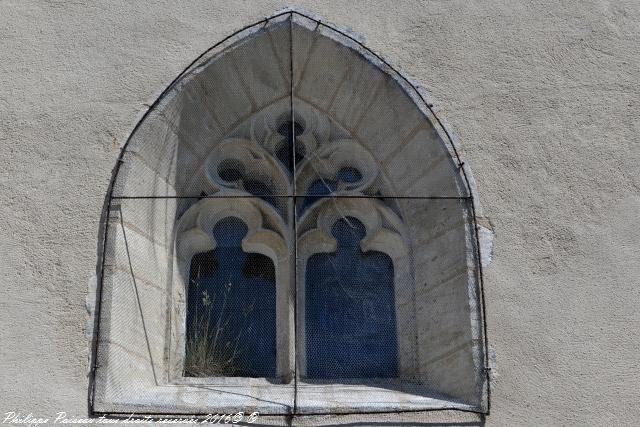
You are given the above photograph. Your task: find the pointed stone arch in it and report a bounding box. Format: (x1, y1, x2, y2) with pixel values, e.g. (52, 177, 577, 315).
(91, 9, 490, 417)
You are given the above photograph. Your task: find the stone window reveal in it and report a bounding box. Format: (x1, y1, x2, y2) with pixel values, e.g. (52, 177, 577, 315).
(90, 10, 490, 417)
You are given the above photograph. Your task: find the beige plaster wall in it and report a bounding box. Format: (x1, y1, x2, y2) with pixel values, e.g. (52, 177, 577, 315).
(0, 1, 639, 425)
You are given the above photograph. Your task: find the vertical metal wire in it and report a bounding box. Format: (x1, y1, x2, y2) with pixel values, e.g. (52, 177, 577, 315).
(288, 12, 299, 416)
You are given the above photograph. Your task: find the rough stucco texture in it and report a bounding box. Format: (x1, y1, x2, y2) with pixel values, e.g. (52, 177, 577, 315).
(0, 1, 639, 426)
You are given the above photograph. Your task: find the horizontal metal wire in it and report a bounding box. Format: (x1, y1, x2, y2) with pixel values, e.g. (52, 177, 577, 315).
(111, 195, 473, 200)
(95, 406, 486, 419)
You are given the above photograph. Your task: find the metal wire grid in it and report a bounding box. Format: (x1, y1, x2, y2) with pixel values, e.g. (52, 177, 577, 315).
(89, 10, 490, 418)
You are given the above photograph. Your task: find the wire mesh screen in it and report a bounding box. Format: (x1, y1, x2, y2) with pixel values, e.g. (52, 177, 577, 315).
(293, 196, 485, 413)
(91, 10, 489, 417)
(302, 215, 399, 380)
(291, 15, 468, 199)
(184, 216, 278, 378)
(111, 16, 293, 200)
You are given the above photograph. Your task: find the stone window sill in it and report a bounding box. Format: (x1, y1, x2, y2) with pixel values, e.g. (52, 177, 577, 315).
(93, 377, 482, 415)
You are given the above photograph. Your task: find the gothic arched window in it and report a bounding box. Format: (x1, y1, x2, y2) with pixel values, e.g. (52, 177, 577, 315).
(90, 10, 490, 417)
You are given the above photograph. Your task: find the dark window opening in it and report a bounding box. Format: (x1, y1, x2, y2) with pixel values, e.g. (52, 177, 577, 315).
(276, 120, 305, 171)
(305, 217, 398, 379)
(244, 179, 276, 207)
(336, 166, 362, 183)
(185, 217, 277, 378)
(300, 179, 338, 212)
(217, 159, 245, 182)
(300, 167, 362, 212)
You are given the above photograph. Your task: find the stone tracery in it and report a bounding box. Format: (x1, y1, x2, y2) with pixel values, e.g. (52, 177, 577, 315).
(172, 99, 411, 382)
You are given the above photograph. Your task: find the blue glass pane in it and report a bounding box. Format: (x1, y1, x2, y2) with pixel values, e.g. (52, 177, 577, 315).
(243, 179, 276, 207)
(299, 168, 362, 211)
(300, 178, 338, 211)
(305, 217, 398, 379)
(336, 167, 362, 183)
(185, 217, 276, 377)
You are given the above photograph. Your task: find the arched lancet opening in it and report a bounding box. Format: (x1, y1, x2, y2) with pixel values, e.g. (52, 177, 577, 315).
(91, 10, 489, 417)
(305, 217, 397, 379)
(185, 217, 277, 378)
